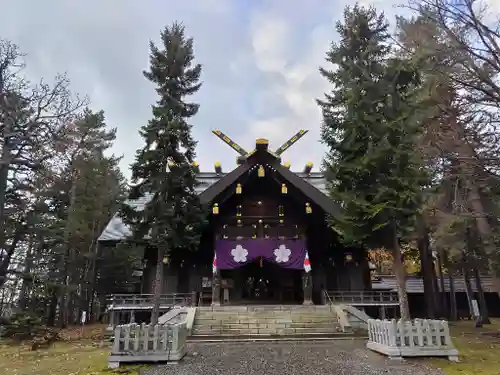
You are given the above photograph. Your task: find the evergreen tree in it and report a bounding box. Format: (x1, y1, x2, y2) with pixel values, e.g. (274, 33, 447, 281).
(318, 5, 425, 320)
(121, 23, 205, 324)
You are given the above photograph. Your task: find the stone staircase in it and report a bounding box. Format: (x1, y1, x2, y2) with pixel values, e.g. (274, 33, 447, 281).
(191, 305, 348, 340)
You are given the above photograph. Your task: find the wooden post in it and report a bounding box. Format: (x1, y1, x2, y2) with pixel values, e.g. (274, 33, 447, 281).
(130, 310, 135, 324)
(212, 270, 221, 306)
(302, 271, 312, 305)
(380, 306, 386, 320)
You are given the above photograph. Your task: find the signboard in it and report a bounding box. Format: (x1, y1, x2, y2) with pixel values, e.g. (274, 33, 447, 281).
(81, 311, 87, 324)
(471, 299, 480, 318)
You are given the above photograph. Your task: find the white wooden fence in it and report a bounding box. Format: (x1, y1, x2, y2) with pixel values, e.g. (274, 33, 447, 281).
(108, 322, 187, 368)
(367, 319, 459, 361)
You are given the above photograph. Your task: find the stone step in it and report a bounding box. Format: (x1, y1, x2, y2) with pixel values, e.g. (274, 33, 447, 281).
(197, 306, 332, 312)
(188, 332, 356, 342)
(192, 305, 342, 338)
(195, 313, 336, 319)
(191, 326, 343, 335)
(193, 321, 338, 329)
(196, 309, 334, 314)
(196, 312, 335, 317)
(195, 318, 338, 324)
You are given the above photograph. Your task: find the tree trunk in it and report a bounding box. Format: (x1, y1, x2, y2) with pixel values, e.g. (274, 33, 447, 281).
(0, 225, 25, 288)
(436, 248, 448, 317)
(150, 245, 165, 325)
(417, 218, 438, 318)
(59, 167, 78, 327)
(46, 290, 58, 326)
(473, 266, 491, 324)
(391, 222, 410, 321)
(0, 93, 13, 272)
(19, 231, 35, 310)
(464, 177, 492, 248)
(442, 251, 458, 320)
(462, 252, 474, 320)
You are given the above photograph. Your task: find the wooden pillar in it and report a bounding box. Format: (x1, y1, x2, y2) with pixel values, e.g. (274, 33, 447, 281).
(130, 310, 135, 324)
(191, 290, 198, 307)
(212, 270, 221, 306)
(109, 310, 115, 328)
(302, 271, 313, 305)
(380, 306, 386, 320)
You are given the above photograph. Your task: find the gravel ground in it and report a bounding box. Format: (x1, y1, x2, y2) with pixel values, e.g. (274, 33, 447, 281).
(142, 340, 443, 375)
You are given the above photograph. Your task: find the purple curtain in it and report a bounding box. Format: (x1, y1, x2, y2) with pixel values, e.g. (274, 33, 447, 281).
(215, 239, 306, 270)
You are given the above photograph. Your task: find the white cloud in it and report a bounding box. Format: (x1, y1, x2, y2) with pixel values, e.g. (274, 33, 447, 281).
(0, 0, 424, 176)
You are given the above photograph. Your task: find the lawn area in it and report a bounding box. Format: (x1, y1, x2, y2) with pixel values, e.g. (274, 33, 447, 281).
(426, 319, 500, 375)
(0, 324, 144, 375)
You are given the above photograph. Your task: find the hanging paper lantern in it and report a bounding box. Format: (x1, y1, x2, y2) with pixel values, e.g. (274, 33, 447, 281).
(305, 202, 312, 214)
(258, 165, 265, 177)
(281, 183, 287, 194)
(236, 183, 242, 194)
(212, 203, 219, 215)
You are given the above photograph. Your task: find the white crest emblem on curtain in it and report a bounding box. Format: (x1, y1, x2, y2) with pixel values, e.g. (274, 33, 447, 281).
(231, 244, 249, 263)
(273, 244, 291, 263)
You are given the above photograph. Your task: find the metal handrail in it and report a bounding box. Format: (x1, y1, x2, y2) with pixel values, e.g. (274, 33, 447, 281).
(323, 290, 335, 306)
(108, 293, 195, 308)
(325, 290, 399, 304)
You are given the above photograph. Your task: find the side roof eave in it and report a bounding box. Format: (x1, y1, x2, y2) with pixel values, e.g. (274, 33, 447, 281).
(198, 162, 252, 204)
(272, 162, 340, 217)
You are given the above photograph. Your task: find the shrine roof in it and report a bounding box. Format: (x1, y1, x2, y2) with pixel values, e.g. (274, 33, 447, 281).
(98, 170, 328, 243)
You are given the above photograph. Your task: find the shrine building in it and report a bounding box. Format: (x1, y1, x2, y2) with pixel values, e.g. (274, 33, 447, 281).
(98, 130, 372, 306)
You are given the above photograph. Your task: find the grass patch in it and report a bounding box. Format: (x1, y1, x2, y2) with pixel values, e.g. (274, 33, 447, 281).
(425, 319, 500, 375)
(0, 324, 146, 375)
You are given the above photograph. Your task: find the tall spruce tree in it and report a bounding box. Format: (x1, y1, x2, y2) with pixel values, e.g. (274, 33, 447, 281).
(318, 5, 425, 320)
(121, 23, 205, 324)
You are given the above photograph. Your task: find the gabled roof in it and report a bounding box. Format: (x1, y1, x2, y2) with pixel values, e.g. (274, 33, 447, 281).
(98, 138, 336, 243)
(198, 152, 338, 216)
(98, 168, 330, 243)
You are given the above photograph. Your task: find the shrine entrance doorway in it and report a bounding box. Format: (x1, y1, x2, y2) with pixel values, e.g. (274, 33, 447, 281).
(221, 258, 303, 305)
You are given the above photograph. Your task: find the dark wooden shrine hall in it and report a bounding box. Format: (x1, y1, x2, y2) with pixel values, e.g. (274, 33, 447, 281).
(99, 130, 372, 307)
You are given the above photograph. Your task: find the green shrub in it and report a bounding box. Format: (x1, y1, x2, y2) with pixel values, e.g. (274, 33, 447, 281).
(0, 312, 44, 341)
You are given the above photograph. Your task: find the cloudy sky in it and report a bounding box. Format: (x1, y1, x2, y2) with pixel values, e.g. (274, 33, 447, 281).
(1, 0, 409, 177)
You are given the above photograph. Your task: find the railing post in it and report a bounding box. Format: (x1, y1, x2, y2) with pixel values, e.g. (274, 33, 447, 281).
(171, 324, 179, 353)
(112, 326, 121, 353)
